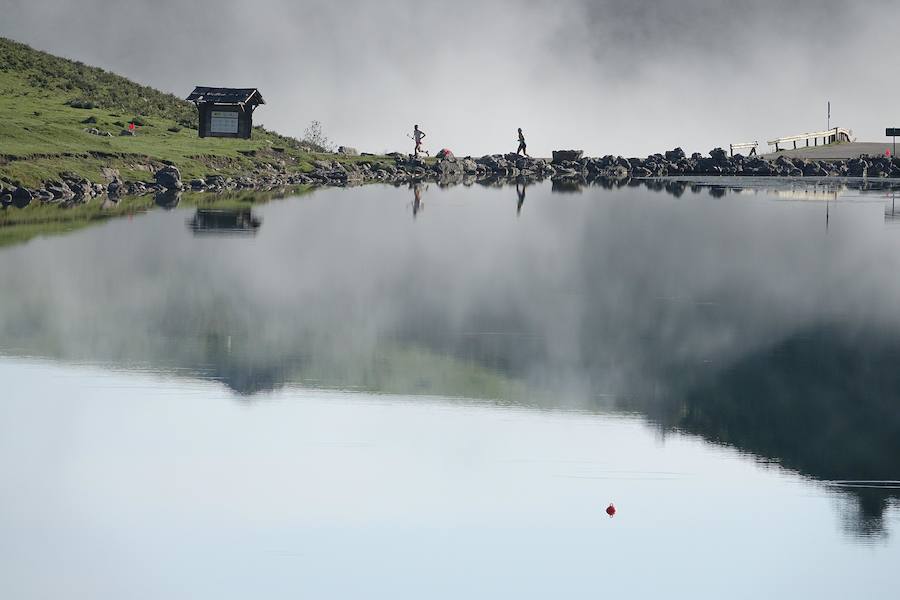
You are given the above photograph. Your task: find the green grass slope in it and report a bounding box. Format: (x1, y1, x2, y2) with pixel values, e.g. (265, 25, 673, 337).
(0, 36, 350, 189)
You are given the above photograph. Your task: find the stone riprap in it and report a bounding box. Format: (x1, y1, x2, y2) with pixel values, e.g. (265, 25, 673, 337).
(3, 147, 900, 210)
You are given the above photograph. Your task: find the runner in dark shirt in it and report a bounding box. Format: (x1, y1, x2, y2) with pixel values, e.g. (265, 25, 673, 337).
(517, 128, 529, 157)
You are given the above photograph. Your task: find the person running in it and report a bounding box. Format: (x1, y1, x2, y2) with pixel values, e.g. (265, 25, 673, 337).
(517, 128, 529, 157)
(413, 125, 427, 158)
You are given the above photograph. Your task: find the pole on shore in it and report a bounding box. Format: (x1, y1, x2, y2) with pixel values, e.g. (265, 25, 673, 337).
(827, 101, 831, 132)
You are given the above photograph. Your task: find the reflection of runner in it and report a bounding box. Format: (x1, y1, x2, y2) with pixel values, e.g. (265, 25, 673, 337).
(516, 181, 526, 216)
(411, 182, 425, 218)
(516, 128, 529, 157)
(413, 125, 427, 158)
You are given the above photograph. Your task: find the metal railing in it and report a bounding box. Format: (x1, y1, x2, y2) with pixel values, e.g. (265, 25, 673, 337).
(768, 127, 852, 151)
(729, 141, 759, 157)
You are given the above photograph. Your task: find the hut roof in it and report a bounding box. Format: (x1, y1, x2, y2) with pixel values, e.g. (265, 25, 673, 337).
(186, 87, 265, 106)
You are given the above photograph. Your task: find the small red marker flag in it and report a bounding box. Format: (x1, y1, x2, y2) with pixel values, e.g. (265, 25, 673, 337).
(129, 122, 135, 131)
(606, 503, 616, 517)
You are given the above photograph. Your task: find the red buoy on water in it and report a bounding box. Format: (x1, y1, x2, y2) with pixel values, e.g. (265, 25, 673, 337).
(606, 503, 616, 517)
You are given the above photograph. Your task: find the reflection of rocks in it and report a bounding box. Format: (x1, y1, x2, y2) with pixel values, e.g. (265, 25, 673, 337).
(551, 179, 584, 193)
(6, 144, 900, 213)
(188, 209, 261, 235)
(154, 189, 181, 209)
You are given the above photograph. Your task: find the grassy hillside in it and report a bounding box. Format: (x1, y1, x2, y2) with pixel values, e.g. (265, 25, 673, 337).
(0, 36, 352, 189)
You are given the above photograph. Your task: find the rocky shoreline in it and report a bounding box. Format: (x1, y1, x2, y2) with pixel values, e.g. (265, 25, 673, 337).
(2, 146, 900, 209)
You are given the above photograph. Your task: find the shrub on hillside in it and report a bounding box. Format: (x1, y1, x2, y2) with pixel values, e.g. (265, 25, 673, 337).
(67, 99, 97, 109)
(302, 120, 334, 153)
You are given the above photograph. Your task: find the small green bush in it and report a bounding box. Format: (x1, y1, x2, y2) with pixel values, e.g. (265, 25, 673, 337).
(67, 99, 96, 109)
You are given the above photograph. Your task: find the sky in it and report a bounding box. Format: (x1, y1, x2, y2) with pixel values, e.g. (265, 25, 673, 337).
(1, 0, 898, 156)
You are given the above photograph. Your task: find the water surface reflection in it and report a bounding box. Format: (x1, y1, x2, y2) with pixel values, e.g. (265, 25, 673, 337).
(1, 178, 900, 540)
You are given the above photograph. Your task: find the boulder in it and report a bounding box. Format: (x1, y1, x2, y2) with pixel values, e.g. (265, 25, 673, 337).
(397, 157, 427, 170)
(205, 174, 227, 187)
(664, 147, 686, 162)
(552, 150, 584, 164)
(154, 165, 183, 190)
(62, 175, 94, 198)
(436, 159, 463, 178)
(695, 158, 722, 174)
(337, 146, 359, 156)
(436, 149, 456, 160)
(100, 167, 122, 182)
(34, 189, 55, 203)
(802, 162, 827, 177)
(107, 180, 125, 198)
(12, 186, 32, 208)
(847, 159, 868, 178)
(85, 127, 112, 137)
(126, 181, 148, 195)
(610, 165, 630, 179)
(709, 147, 728, 162)
(45, 181, 75, 200)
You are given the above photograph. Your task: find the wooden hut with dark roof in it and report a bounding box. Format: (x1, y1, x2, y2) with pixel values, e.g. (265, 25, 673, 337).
(186, 87, 265, 139)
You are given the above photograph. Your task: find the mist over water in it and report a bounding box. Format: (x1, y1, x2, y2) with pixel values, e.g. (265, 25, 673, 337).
(2, 180, 900, 597)
(4, 1, 900, 594)
(2, 180, 899, 397)
(1, 0, 897, 155)
(2, 181, 900, 509)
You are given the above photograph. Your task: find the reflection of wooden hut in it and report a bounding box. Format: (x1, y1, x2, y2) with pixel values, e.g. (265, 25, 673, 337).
(186, 87, 265, 139)
(188, 209, 261, 235)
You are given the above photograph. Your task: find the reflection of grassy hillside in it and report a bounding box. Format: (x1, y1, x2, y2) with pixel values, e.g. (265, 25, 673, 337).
(629, 327, 900, 535)
(0, 186, 314, 248)
(294, 345, 531, 400)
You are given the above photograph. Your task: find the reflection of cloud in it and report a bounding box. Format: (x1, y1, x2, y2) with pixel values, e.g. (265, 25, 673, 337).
(3, 181, 900, 534)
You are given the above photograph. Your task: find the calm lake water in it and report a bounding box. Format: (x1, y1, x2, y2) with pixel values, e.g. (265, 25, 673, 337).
(2, 179, 900, 598)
